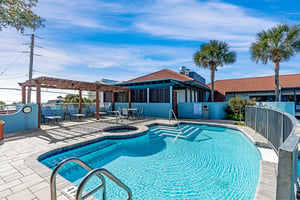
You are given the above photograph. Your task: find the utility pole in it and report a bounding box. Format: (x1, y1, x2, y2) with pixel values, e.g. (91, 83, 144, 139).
(27, 34, 34, 103)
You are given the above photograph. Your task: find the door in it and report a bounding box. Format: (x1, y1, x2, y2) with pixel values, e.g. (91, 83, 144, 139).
(172, 90, 178, 117)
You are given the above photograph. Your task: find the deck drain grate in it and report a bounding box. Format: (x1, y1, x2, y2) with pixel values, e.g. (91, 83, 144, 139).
(64, 186, 78, 199)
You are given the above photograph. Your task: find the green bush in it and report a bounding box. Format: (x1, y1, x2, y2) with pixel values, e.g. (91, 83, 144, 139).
(225, 96, 253, 121)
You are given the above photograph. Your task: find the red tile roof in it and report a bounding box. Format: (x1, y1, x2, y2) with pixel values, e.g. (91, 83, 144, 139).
(126, 69, 208, 88)
(208, 73, 300, 97)
(127, 69, 194, 82)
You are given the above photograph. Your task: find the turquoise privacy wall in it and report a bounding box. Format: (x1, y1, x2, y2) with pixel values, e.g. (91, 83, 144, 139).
(115, 102, 172, 118)
(0, 104, 38, 134)
(256, 102, 295, 116)
(178, 102, 228, 120)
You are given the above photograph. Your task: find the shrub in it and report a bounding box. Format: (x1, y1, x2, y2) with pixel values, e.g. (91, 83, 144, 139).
(225, 96, 253, 121)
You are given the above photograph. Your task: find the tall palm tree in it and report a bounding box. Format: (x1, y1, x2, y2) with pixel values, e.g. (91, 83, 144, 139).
(250, 24, 300, 101)
(193, 40, 236, 102)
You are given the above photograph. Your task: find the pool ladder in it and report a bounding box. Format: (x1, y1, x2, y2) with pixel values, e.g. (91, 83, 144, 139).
(169, 109, 183, 142)
(50, 157, 132, 200)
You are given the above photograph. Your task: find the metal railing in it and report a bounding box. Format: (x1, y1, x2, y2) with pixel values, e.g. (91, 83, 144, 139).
(50, 157, 132, 200)
(245, 106, 300, 200)
(169, 109, 183, 142)
(245, 106, 294, 152)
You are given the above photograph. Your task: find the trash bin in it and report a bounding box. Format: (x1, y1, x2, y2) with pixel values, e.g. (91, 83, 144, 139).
(203, 104, 209, 119)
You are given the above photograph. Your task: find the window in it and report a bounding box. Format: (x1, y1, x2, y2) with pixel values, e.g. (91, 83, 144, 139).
(150, 87, 170, 103)
(115, 92, 128, 102)
(104, 92, 112, 102)
(131, 89, 147, 103)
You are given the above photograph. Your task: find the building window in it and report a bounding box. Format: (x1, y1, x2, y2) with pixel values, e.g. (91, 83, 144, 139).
(131, 89, 147, 103)
(104, 92, 112, 102)
(197, 90, 204, 102)
(115, 92, 128, 102)
(150, 87, 170, 103)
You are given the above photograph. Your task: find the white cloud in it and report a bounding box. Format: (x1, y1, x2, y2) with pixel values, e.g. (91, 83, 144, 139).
(132, 0, 277, 50)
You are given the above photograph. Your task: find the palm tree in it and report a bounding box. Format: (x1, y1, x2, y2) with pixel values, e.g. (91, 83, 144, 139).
(250, 24, 300, 101)
(193, 40, 236, 102)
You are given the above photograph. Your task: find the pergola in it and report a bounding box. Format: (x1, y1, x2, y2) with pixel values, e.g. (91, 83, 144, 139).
(19, 76, 130, 128)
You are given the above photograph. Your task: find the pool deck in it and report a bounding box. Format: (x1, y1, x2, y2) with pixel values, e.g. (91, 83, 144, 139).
(0, 118, 277, 200)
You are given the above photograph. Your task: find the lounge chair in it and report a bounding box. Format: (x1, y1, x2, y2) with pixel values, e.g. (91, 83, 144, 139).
(41, 107, 62, 124)
(66, 105, 86, 121)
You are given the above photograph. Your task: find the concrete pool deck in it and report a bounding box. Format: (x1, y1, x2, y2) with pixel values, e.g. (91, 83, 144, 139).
(0, 119, 277, 200)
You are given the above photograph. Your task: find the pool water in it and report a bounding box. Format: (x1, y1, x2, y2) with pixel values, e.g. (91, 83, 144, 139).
(40, 124, 261, 199)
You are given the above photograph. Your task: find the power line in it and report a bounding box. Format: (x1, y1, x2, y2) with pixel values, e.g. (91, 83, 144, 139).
(0, 48, 29, 75)
(0, 87, 92, 96)
(0, 74, 28, 80)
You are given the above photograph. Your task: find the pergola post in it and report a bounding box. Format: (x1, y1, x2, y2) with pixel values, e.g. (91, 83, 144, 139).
(128, 90, 131, 108)
(36, 84, 41, 128)
(79, 89, 82, 114)
(96, 90, 99, 120)
(112, 92, 115, 111)
(22, 85, 26, 104)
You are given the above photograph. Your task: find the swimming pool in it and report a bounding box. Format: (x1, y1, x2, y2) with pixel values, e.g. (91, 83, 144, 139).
(39, 123, 261, 199)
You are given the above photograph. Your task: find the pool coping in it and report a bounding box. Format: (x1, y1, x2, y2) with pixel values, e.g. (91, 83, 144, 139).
(23, 119, 277, 200)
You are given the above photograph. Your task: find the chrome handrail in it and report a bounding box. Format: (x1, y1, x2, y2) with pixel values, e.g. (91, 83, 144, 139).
(50, 157, 106, 200)
(76, 168, 132, 200)
(169, 109, 183, 142)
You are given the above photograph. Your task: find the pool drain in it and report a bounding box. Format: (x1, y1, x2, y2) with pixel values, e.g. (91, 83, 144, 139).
(64, 186, 77, 198)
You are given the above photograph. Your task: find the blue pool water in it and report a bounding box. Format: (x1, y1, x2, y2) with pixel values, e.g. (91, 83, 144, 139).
(40, 124, 261, 199)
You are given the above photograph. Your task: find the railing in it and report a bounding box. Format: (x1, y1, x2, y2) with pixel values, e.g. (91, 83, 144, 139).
(169, 109, 183, 142)
(50, 157, 132, 200)
(245, 106, 300, 200)
(0, 104, 23, 115)
(245, 106, 294, 152)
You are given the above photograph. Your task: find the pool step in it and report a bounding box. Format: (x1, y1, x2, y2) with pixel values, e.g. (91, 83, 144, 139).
(45, 141, 116, 169)
(80, 143, 118, 163)
(149, 125, 200, 140)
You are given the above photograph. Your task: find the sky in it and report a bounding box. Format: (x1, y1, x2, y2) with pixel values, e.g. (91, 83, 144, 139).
(0, 0, 300, 103)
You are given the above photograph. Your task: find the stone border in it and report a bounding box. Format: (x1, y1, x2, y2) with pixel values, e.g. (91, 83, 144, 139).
(24, 119, 276, 200)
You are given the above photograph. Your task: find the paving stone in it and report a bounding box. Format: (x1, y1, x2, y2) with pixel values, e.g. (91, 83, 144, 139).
(0, 188, 12, 199)
(11, 183, 29, 193)
(3, 171, 24, 182)
(19, 168, 35, 176)
(0, 179, 21, 192)
(29, 181, 49, 193)
(6, 189, 35, 200)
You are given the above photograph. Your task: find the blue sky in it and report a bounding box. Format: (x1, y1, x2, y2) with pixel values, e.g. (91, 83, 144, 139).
(0, 0, 300, 103)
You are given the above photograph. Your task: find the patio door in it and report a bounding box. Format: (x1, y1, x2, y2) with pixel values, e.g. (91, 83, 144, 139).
(172, 90, 178, 117)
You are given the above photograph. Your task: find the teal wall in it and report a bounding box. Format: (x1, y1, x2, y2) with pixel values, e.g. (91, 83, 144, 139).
(0, 104, 38, 134)
(115, 102, 171, 118)
(256, 102, 295, 116)
(178, 102, 228, 120)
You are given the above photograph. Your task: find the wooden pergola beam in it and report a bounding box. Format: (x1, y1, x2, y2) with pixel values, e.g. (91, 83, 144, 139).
(19, 76, 129, 92)
(18, 76, 129, 127)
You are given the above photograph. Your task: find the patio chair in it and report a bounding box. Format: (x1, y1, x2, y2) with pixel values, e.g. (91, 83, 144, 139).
(138, 107, 145, 119)
(41, 107, 62, 125)
(121, 108, 129, 119)
(66, 105, 86, 121)
(87, 105, 107, 117)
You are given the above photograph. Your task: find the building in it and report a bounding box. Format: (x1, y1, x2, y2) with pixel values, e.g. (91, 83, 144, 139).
(209, 74, 300, 115)
(109, 68, 209, 117)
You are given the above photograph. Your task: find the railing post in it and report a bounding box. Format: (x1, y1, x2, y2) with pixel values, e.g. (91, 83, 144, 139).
(255, 106, 257, 132)
(266, 108, 269, 141)
(281, 113, 284, 145)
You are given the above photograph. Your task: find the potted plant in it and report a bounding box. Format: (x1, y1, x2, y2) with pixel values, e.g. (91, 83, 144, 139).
(0, 120, 4, 143)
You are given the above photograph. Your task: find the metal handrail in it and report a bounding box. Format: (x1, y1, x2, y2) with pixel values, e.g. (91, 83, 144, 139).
(76, 168, 132, 200)
(50, 157, 106, 200)
(168, 109, 183, 142)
